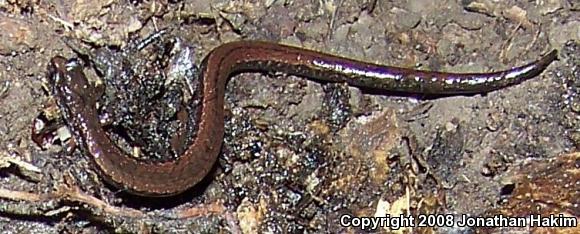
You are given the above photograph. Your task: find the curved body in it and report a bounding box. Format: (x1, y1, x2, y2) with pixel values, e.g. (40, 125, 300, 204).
(48, 41, 557, 196)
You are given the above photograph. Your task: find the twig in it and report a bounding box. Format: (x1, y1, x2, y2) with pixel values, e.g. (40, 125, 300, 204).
(0, 177, 225, 220)
(499, 22, 523, 63)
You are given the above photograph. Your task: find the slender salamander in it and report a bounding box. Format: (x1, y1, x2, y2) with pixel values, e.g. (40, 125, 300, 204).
(47, 41, 557, 196)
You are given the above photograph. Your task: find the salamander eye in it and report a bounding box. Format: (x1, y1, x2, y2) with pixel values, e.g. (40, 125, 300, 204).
(65, 58, 82, 71)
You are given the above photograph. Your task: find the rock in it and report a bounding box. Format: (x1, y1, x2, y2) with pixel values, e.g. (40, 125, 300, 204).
(0, 15, 37, 55)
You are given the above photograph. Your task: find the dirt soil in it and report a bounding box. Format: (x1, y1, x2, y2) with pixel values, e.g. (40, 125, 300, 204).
(0, 0, 578, 233)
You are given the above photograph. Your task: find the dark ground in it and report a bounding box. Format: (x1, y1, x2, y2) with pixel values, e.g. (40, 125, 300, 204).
(0, 0, 578, 233)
